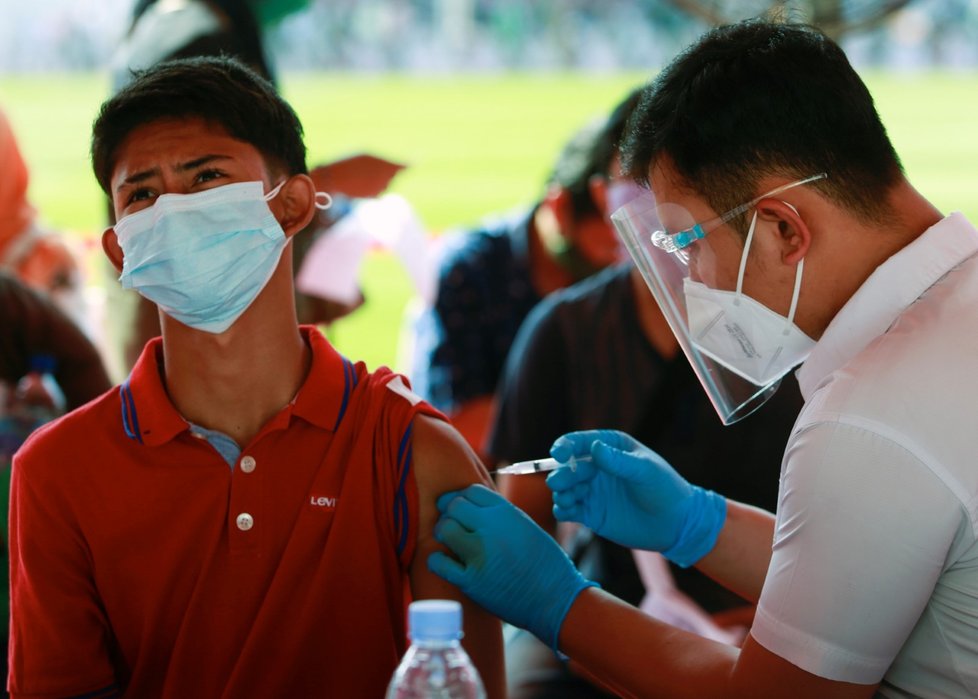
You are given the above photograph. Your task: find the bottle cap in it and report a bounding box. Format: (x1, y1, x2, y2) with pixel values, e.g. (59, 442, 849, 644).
(29, 353, 56, 374)
(408, 599, 462, 642)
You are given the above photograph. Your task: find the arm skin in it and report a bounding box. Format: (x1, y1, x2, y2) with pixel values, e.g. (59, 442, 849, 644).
(410, 414, 506, 698)
(694, 500, 779, 605)
(552, 499, 878, 698)
(446, 394, 496, 467)
(558, 588, 879, 699)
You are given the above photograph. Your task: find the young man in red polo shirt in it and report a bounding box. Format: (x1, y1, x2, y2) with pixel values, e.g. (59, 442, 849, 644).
(8, 56, 503, 698)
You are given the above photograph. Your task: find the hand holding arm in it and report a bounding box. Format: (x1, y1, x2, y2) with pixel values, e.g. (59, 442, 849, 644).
(428, 484, 596, 650)
(547, 429, 726, 567)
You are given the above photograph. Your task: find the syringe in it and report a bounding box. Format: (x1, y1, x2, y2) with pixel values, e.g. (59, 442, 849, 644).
(495, 455, 592, 475)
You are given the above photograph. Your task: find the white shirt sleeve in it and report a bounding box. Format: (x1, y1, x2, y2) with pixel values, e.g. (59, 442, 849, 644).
(751, 420, 965, 684)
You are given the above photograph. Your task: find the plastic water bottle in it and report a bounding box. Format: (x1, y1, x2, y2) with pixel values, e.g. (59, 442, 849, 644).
(1, 354, 65, 465)
(386, 600, 486, 699)
(12, 353, 66, 416)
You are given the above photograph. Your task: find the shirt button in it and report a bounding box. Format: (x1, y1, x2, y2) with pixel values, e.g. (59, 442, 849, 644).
(236, 513, 254, 531)
(240, 455, 256, 473)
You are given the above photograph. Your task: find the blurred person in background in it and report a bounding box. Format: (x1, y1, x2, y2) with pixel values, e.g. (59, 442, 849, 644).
(0, 271, 112, 699)
(0, 107, 89, 333)
(409, 101, 632, 464)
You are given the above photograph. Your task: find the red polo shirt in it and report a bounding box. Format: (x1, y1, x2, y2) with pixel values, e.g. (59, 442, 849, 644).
(9, 327, 442, 698)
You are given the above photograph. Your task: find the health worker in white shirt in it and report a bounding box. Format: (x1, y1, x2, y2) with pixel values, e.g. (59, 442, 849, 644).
(428, 18, 978, 699)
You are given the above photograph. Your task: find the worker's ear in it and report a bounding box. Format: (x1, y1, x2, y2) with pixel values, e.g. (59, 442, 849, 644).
(101, 227, 124, 274)
(756, 199, 812, 266)
(269, 174, 317, 238)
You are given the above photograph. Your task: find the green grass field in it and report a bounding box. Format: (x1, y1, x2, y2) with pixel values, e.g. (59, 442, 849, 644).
(2, 71, 978, 372)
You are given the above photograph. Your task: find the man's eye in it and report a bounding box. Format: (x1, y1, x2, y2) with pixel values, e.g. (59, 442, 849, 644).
(127, 188, 154, 204)
(195, 169, 225, 184)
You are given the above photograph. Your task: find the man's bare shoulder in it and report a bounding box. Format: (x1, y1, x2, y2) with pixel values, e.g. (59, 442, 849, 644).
(409, 414, 493, 497)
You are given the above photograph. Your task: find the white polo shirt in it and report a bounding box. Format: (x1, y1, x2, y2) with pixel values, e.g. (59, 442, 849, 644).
(751, 213, 978, 698)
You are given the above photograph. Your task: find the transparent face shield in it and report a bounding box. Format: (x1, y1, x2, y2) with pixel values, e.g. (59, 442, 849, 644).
(612, 174, 826, 424)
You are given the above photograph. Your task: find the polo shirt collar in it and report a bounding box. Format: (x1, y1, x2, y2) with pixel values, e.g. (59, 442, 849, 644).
(121, 326, 352, 446)
(121, 337, 187, 446)
(796, 212, 978, 401)
(291, 325, 355, 431)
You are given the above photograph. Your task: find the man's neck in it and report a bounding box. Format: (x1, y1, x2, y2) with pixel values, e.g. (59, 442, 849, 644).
(802, 179, 944, 340)
(160, 275, 311, 447)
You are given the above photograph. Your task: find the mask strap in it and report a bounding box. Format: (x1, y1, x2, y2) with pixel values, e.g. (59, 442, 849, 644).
(264, 180, 287, 201)
(784, 258, 805, 333)
(733, 211, 757, 300)
(314, 192, 333, 211)
(736, 203, 806, 333)
(265, 180, 333, 211)
(783, 201, 804, 333)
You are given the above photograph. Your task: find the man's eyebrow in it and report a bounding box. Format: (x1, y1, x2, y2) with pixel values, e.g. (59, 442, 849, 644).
(117, 167, 159, 192)
(177, 154, 232, 172)
(115, 155, 233, 193)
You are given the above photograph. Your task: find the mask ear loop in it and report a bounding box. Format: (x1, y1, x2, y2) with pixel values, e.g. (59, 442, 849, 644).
(264, 180, 333, 211)
(733, 210, 758, 304)
(735, 203, 806, 338)
(314, 192, 333, 211)
(782, 201, 805, 337)
(264, 180, 287, 200)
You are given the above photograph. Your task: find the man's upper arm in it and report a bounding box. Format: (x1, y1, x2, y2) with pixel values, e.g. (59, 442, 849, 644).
(9, 448, 118, 698)
(408, 414, 505, 698)
(730, 634, 880, 699)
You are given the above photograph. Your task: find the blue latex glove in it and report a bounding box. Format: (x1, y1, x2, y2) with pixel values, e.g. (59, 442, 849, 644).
(428, 484, 597, 650)
(548, 429, 727, 568)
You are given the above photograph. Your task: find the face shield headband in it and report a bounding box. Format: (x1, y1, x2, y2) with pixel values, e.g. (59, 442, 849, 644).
(611, 173, 827, 424)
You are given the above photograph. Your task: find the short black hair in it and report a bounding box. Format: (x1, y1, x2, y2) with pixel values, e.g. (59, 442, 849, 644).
(91, 55, 306, 194)
(622, 20, 903, 230)
(548, 87, 643, 221)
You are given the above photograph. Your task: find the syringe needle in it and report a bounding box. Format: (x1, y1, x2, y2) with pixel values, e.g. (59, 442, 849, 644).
(495, 455, 592, 475)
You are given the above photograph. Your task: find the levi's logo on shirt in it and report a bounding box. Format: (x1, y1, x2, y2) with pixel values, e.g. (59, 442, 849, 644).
(309, 495, 337, 509)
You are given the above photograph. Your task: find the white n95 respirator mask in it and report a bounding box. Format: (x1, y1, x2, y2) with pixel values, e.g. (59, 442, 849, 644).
(683, 209, 816, 387)
(115, 180, 291, 334)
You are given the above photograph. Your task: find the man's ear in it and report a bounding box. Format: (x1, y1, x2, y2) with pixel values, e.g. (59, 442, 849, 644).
(102, 226, 125, 274)
(274, 174, 317, 238)
(756, 199, 812, 265)
(540, 185, 576, 238)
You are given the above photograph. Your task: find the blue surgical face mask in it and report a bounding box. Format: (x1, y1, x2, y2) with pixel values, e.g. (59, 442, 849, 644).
(115, 180, 292, 334)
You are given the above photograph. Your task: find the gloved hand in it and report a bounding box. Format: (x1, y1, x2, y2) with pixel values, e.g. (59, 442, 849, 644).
(428, 484, 597, 650)
(548, 429, 726, 567)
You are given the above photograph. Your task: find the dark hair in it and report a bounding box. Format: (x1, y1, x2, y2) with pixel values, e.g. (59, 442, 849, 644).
(91, 55, 306, 194)
(622, 20, 903, 230)
(548, 87, 643, 220)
